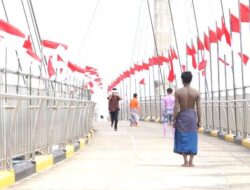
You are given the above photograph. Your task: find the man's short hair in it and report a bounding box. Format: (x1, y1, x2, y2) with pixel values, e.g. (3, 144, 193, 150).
(167, 88, 173, 94)
(181, 71, 193, 83)
(133, 93, 137, 98)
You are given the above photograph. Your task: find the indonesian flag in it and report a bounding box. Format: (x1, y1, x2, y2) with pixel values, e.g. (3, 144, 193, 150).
(0, 19, 25, 38)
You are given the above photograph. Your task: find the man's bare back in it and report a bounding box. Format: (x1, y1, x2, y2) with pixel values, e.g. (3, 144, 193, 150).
(173, 85, 201, 127)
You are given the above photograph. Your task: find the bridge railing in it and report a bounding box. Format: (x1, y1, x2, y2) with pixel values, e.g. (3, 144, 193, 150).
(0, 93, 95, 170)
(120, 96, 250, 139)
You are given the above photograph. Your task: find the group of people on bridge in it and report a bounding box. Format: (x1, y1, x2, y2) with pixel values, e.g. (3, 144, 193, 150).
(107, 71, 201, 167)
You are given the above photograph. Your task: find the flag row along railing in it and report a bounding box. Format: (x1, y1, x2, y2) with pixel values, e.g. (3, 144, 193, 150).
(0, 18, 102, 95)
(119, 92, 250, 139)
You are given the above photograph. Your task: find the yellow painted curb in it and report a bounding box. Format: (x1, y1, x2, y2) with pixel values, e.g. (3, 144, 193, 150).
(144, 116, 150, 122)
(210, 130, 218, 137)
(87, 133, 92, 139)
(0, 170, 15, 189)
(242, 138, 250, 148)
(35, 155, 53, 172)
(155, 117, 160, 123)
(79, 138, 86, 150)
(65, 145, 74, 158)
(90, 130, 94, 136)
(225, 134, 235, 143)
(197, 127, 204, 134)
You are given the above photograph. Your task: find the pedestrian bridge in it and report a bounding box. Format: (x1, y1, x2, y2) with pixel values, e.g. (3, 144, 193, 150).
(4, 121, 250, 190)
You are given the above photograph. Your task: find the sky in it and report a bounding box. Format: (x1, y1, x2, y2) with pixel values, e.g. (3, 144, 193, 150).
(1, 0, 250, 119)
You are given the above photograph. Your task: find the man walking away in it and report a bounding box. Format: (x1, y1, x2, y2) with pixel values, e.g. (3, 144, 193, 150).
(107, 88, 122, 131)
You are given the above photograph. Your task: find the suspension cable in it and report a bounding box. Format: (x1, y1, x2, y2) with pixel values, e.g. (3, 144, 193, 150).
(76, 0, 101, 62)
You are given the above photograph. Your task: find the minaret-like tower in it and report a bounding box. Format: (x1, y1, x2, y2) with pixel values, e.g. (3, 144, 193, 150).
(154, 0, 172, 54)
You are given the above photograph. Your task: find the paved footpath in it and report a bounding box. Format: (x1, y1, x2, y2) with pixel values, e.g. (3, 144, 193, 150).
(8, 121, 250, 190)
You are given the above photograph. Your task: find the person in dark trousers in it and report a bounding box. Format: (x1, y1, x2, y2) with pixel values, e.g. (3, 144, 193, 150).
(107, 88, 122, 131)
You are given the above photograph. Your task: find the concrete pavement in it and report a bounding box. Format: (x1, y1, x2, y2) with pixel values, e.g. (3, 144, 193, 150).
(7, 121, 250, 190)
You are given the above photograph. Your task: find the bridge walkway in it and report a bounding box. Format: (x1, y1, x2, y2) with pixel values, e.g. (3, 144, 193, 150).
(7, 121, 250, 190)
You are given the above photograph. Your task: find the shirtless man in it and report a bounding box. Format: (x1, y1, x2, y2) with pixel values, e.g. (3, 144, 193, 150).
(173, 71, 201, 167)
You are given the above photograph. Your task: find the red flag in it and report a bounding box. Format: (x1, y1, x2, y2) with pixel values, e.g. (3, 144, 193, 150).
(216, 26, 222, 41)
(191, 54, 197, 69)
(186, 44, 194, 55)
(230, 14, 240, 33)
(198, 59, 207, 71)
(238, 52, 249, 65)
(85, 66, 97, 71)
(88, 81, 94, 88)
(60, 68, 63, 73)
(221, 19, 231, 46)
(197, 38, 204, 50)
(139, 78, 145, 85)
(47, 56, 55, 78)
(170, 47, 178, 59)
(148, 57, 153, 66)
(167, 59, 175, 83)
(167, 68, 175, 82)
(124, 70, 130, 78)
(204, 33, 210, 51)
(26, 49, 41, 62)
(23, 36, 41, 62)
(57, 55, 64, 62)
(181, 65, 186, 72)
(142, 63, 149, 70)
(0, 19, 25, 38)
(187, 42, 197, 69)
(209, 29, 218, 43)
(90, 89, 94, 94)
(240, 3, 250, 22)
(218, 57, 230, 66)
(202, 70, 206, 76)
(42, 40, 68, 50)
(67, 61, 86, 73)
(134, 64, 140, 72)
(129, 67, 135, 75)
(23, 36, 32, 50)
